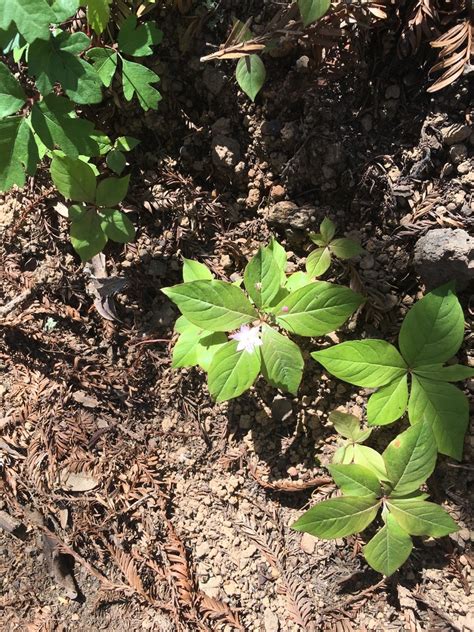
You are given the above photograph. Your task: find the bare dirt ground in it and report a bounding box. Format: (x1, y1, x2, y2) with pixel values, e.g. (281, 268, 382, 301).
(0, 2, 473, 631)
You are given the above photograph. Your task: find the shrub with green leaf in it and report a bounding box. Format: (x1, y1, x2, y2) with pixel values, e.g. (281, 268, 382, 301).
(0, 1, 162, 258)
(312, 284, 473, 459)
(292, 419, 459, 576)
(306, 217, 365, 277)
(162, 238, 364, 402)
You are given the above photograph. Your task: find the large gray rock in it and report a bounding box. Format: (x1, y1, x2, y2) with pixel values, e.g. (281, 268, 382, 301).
(414, 228, 474, 290)
(266, 201, 316, 229)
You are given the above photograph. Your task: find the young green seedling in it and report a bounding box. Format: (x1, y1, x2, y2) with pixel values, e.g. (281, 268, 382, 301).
(312, 284, 474, 459)
(292, 419, 459, 576)
(306, 217, 365, 278)
(162, 239, 364, 402)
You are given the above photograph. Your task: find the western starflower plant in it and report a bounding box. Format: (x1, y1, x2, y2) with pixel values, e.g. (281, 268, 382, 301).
(312, 283, 474, 459)
(162, 239, 365, 402)
(306, 217, 365, 278)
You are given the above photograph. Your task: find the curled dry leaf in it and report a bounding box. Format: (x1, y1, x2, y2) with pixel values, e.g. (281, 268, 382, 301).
(57, 470, 99, 492)
(428, 20, 473, 92)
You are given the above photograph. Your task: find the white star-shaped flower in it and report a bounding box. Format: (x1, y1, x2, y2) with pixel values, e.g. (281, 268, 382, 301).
(229, 325, 262, 354)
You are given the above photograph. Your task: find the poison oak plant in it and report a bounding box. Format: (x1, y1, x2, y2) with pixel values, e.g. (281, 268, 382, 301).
(312, 284, 474, 460)
(0, 0, 162, 258)
(162, 239, 364, 402)
(292, 419, 459, 576)
(306, 217, 365, 277)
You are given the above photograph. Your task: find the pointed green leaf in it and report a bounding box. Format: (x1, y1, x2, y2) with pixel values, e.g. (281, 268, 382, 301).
(115, 136, 140, 151)
(267, 236, 287, 283)
(30, 95, 101, 157)
(260, 324, 304, 395)
(118, 15, 163, 57)
(99, 208, 135, 243)
(387, 499, 458, 537)
(330, 238, 365, 260)
(28, 31, 103, 104)
(106, 149, 126, 175)
(329, 464, 381, 497)
(95, 175, 130, 207)
(208, 340, 261, 402)
(312, 340, 407, 387)
(69, 205, 107, 261)
(309, 232, 326, 247)
(333, 443, 354, 464)
(235, 54, 266, 101)
(383, 420, 437, 496)
(367, 374, 408, 426)
(162, 280, 258, 332)
(86, 0, 111, 34)
(50, 0, 80, 22)
(0, 0, 57, 42)
(329, 410, 372, 442)
(244, 246, 281, 308)
(274, 282, 364, 337)
(172, 324, 226, 370)
(413, 364, 474, 382)
(122, 58, 161, 110)
(86, 47, 118, 87)
(408, 375, 468, 460)
(292, 496, 380, 539)
(182, 259, 213, 282)
(399, 284, 464, 367)
(50, 155, 96, 202)
(306, 247, 331, 277)
(0, 62, 26, 118)
(285, 272, 312, 293)
(297, 0, 331, 26)
(0, 116, 39, 191)
(364, 514, 413, 577)
(353, 444, 389, 481)
(320, 217, 336, 243)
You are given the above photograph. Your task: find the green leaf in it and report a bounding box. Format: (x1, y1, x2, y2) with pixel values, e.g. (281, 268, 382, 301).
(0, 115, 39, 191)
(274, 281, 364, 337)
(208, 340, 261, 402)
(86, 48, 118, 87)
(0, 0, 57, 42)
(329, 464, 381, 497)
(297, 0, 331, 26)
(86, 0, 111, 34)
(306, 247, 331, 277)
(399, 283, 464, 368)
(244, 246, 281, 308)
(332, 443, 354, 464)
(95, 175, 130, 207)
(329, 411, 372, 442)
(309, 232, 326, 247)
(50, 155, 96, 203)
(285, 272, 312, 293)
(235, 55, 266, 101)
(162, 280, 258, 332)
(260, 324, 304, 395)
(330, 238, 365, 259)
(408, 375, 468, 460)
(172, 324, 226, 370)
(118, 15, 163, 57)
(30, 95, 100, 158)
(50, 0, 80, 22)
(99, 208, 135, 243)
(353, 444, 388, 481)
(28, 31, 103, 104)
(106, 150, 126, 175)
(413, 364, 474, 382)
(292, 496, 380, 539)
(0, 62, 26, 118)
(312, 340, 407, 387)
(122, 58, 161, 111)
(364, 514, 413, 577)
(267, 236, 287, 283)
(320, 217, 336, 243)
(383, 420, 437, 496)
(116, 136, 140, 151)
(387, 499, 458, 537)
(182, 259, 213, 283)
(69, 205, 107, 261)
(367, 375, 408, 426)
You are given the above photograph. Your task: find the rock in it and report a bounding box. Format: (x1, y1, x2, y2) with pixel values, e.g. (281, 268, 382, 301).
(457, 160, 471, 175)
(271, 396, 293, 422)
(223, 580, 239, 596)
(414, 228, 474, 290)
(441, 123, 472, 145)
(270, 184, 286, 201)
(301, 533, 316, 554)
(263, 609, 279, 632)
(202, 66, 226, 96)
(211, 135, 240, 169)
(449, 143, 467, 164)
(200, 576, 222, 598)
(195, 542, 210, 558)
(266, 201, 316, 229)
(246, 188, 261, 208)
